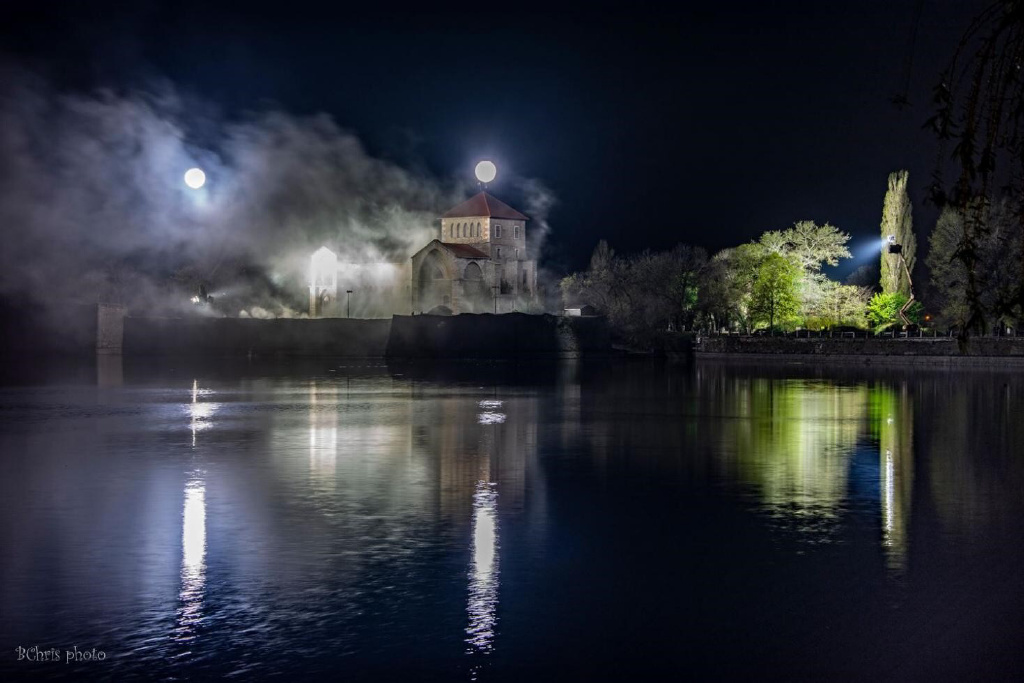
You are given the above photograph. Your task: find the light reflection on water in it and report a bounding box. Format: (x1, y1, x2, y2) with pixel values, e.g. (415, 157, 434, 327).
(466, 481, 499, 654)
(1, 361, 1022, 680)
(176, 473, 206, 642)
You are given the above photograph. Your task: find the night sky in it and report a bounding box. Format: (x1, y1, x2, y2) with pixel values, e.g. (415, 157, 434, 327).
(0, 0, 984, 274)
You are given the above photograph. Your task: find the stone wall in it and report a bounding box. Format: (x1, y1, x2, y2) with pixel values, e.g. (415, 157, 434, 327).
(385, 313, 611, 358)
(124, 317, 393, 357)
(696, 335, 1024, 365)
(0, 301, 98, 356)
(8, 304, 611, 359)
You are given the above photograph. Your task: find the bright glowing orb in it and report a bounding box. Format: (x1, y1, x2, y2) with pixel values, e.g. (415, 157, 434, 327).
(184, 167, 206, 189)
(474, 160, 497, 184)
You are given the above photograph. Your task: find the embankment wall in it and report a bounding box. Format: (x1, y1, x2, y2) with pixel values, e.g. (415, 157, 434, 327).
(123, 317, 393, 357)
(385, 313, 611, 358)
(696, 335, 1024, 366)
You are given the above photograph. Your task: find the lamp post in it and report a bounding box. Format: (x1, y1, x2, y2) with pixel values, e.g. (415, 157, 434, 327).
(492, 285, 499, 314)
(347, 290, 353, 319)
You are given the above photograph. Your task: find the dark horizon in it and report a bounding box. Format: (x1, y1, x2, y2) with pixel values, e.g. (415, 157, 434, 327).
(0, 0, 984, 276)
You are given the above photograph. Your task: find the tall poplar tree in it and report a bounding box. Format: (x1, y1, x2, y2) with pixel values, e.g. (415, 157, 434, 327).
(879, 170, 916, 295)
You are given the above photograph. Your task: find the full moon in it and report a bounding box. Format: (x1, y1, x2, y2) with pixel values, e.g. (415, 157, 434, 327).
(184, 167, 206, 189)
(474, 160, 497, 184)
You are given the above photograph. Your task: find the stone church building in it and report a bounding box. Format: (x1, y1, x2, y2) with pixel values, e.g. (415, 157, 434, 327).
(309, 191, 537, 317)
(410, 192, 537, 314)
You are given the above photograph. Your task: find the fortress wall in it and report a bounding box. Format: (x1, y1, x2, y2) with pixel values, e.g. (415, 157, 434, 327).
(385, 313, 611, 358)
(123, 316, 393, 357)
(0, 301, 98, 356)
(5, 304, 610, 359)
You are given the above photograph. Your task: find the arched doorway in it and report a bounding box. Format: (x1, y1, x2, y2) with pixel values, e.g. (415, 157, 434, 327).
(462, 262, 490, 312)
(417, 249, 452, 312)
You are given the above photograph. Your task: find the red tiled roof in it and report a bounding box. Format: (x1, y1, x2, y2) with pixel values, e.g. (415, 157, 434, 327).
(441, 242, 489, 259)
(442, 192, 529, 220)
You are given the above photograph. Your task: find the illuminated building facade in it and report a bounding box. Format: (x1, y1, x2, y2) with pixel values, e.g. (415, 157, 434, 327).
(410, 192, 537, 314)
(309, 191, 537, 317)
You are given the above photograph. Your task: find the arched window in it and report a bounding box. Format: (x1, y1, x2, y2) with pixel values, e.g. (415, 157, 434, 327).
(476, 222, 481, 237)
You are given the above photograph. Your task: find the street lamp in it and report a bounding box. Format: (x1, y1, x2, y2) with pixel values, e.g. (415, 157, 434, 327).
(491, 284, 499, 314)
(346, 290, 353, 319)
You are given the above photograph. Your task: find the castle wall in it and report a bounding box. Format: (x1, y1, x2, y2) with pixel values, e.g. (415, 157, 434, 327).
(385, 313, 611, 358)
(124, 317, 393, 357)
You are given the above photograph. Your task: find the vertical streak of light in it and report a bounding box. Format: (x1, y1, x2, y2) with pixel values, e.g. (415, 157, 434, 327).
(191, 379, 198, 448)
(466, 481, 499, 655)
(177, 473, 206, 641)
(883, 449, 894, 544)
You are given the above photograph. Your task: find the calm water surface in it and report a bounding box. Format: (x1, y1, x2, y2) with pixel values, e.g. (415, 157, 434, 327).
(1, 359, 1022, 681)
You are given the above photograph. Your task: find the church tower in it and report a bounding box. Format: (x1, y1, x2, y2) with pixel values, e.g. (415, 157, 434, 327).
(410, 191, 538, 314)
(441, 192, 529, 261)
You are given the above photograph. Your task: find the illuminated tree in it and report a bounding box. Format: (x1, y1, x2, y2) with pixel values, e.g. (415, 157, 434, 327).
(697, 243, 766, 332)
(806, 281, 871, 329)
(758, 221, 852, 324)
(866, 292, 922, 332)
(749, 253, 800, 331)
(760, 220, 851, 273)
(879, 170, 915, 295)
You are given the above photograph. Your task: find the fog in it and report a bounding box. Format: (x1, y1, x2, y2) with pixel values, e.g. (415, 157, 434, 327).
(0, 64, 556, 319)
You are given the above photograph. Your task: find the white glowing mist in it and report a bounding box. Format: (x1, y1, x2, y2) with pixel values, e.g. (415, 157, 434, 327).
(0, 64, 479, 317)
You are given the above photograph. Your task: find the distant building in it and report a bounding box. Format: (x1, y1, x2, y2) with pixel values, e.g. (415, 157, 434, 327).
(563, 304, 598, 317)
(309, 191, 537, 317)
(308, 246, 410, 318)
(410, 192, 537, 314)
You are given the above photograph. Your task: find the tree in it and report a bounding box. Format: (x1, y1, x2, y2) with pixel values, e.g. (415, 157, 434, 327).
(749, 253, 800, 331)
(758, 221, 852, 324)
(760, 221, 851, 273)
(926, 202, 1024, 331)
(879, 170, 916, 296)
(867, 292, 922, 332)
(927, 1, 1024, 334)
(926, 207, 971, 328)
(698, 243, 766, 332)
(561, 240, 708, 344)
(806, 280, 871, 329)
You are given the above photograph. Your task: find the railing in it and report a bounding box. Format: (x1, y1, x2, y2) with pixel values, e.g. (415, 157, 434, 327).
(697, 328, 1022, 339)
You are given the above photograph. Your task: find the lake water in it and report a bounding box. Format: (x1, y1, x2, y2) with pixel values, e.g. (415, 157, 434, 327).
(1, 359, 1022, 681)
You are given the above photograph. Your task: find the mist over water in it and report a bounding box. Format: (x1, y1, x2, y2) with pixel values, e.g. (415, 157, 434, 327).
(0, 64, 557, 318)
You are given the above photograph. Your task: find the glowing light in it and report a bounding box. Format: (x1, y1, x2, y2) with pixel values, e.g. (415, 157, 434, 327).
(466, 481, 499, 653)
(478, 399, 506, 424)
(177, 473, 206, 640)
(883, 449, 894, 543)
(182, 479, 206, 578)
(184, 167, 206, 189)
(474, 160, 497, 184)
(187, 380, 217, 448)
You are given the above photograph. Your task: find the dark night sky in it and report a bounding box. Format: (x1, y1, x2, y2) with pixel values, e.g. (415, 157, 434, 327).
(0, 0, 984, 274)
